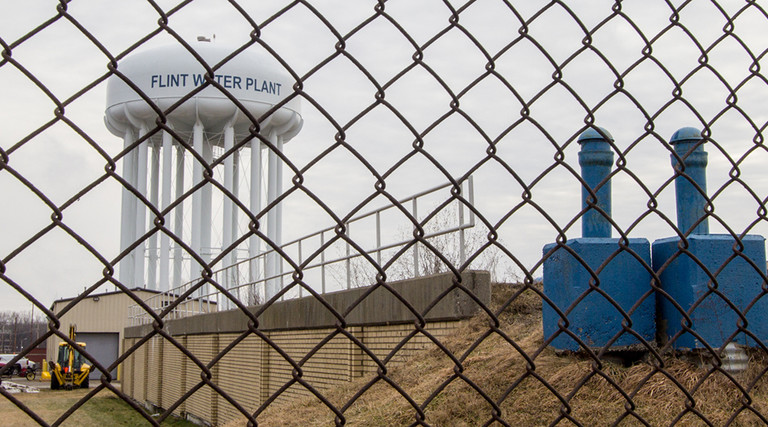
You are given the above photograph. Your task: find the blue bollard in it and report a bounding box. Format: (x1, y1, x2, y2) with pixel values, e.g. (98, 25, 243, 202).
(579, 127, 614, 238)
(670, 127, 709, 235)
(542, 127, 654, 352)
(653, 127, 768, 349)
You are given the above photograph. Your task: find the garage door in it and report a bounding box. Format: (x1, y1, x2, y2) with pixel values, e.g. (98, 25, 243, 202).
(76, 333, 119, 381)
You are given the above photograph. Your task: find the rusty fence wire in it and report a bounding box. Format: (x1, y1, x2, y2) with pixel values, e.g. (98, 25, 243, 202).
(2, 0, 768, 425)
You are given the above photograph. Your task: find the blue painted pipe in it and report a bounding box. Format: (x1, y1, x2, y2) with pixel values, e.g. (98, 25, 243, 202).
(578, 127, 614, 238)
(670, 127, 709, 235)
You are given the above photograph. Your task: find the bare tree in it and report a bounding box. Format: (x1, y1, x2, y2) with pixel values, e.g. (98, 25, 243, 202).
(0, 310, 47, 353)
(331, 209, 512, 288)
(245, 284, 263, 306)
(390, 215, 505, 282)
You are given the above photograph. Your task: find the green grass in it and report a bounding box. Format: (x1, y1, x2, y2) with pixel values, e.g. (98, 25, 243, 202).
(0, 387, 196, 426)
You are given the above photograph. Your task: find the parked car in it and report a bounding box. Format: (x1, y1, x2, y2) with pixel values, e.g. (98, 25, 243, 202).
(0, 354, 21, 375)
(0, 354, 34, 376)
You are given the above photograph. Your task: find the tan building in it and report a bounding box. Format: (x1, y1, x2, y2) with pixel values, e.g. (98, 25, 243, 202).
(46, 288, 159, 382)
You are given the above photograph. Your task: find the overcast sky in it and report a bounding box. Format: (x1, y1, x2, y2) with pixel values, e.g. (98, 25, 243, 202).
(0, 0, 767, 314)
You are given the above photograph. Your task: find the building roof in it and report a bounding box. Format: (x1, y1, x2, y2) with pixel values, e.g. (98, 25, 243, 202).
(49, 287, 160, 309)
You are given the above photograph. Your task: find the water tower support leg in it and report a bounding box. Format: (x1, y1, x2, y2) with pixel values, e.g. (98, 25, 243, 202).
(134, 127, 148, 288)
(266, 132, 279, 300)
(276, 136, 284, 290)
(173, 143, 185, 288)
(201, 134, 213, 299)
(232, 149, 240, 302)
(223, 124, 235, 309)
(249, 141, 262, 301)
(120, 128, 137, 287)
(191, 121, 204, 296)
(159, 130, 173, 292)
(148, 142, 160, 290)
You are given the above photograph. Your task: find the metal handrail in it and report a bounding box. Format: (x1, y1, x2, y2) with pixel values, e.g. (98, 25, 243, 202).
(129, 177, 475, 325)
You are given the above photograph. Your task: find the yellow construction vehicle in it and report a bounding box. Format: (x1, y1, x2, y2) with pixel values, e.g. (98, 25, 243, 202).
(49, 325, 90, 389)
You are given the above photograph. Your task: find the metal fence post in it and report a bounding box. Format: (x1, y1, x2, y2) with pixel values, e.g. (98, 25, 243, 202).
(458, 184, 466, 267)
(321, 232, 326, 294)
(376, 211, 382, 267)
(346, 222, 351, 289)
(413, 198, 419, 277)
(298, 240, 303, 298)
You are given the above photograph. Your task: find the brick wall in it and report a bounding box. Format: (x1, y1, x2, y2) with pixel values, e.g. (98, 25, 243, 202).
(185, 335, 218, 421)
(163, 335, 187, 416)
(123, 338, 135, 398)
(122, 272, 490, 425)
(125, 321, 464, 425)
(216, 333, 262, 424)
(146, 336, 162, 407)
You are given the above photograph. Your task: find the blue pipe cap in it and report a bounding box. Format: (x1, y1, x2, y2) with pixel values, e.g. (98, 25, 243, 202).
(578, 127, 614, 144)
(670, 127, 703, 145)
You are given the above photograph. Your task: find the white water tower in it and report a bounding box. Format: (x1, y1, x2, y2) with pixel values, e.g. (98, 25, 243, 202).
(104, 41, 302, 300)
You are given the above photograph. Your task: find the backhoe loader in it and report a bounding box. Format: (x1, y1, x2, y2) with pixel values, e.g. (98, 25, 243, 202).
(49, 325, 90, 389)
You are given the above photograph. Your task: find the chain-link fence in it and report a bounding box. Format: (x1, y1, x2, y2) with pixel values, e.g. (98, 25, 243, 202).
(2, 0, 768, 425)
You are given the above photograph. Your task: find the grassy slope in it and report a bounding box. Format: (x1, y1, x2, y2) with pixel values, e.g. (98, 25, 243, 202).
(231, 283, 768, 426)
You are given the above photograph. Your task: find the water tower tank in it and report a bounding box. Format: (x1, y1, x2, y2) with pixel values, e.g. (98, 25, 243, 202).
(105, 41, 302, 301)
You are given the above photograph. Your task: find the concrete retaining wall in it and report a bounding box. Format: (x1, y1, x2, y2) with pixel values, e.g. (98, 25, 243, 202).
(122, 271, 490, 426)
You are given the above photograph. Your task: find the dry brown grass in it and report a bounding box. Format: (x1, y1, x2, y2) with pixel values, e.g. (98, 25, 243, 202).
(227, 283, 768, 426)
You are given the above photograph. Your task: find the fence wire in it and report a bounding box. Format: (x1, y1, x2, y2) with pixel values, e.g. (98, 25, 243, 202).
(2, 0, 768, 425)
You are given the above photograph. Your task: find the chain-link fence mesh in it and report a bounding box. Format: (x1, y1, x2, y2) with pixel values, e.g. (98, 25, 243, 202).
(2, 0, 768, 425)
